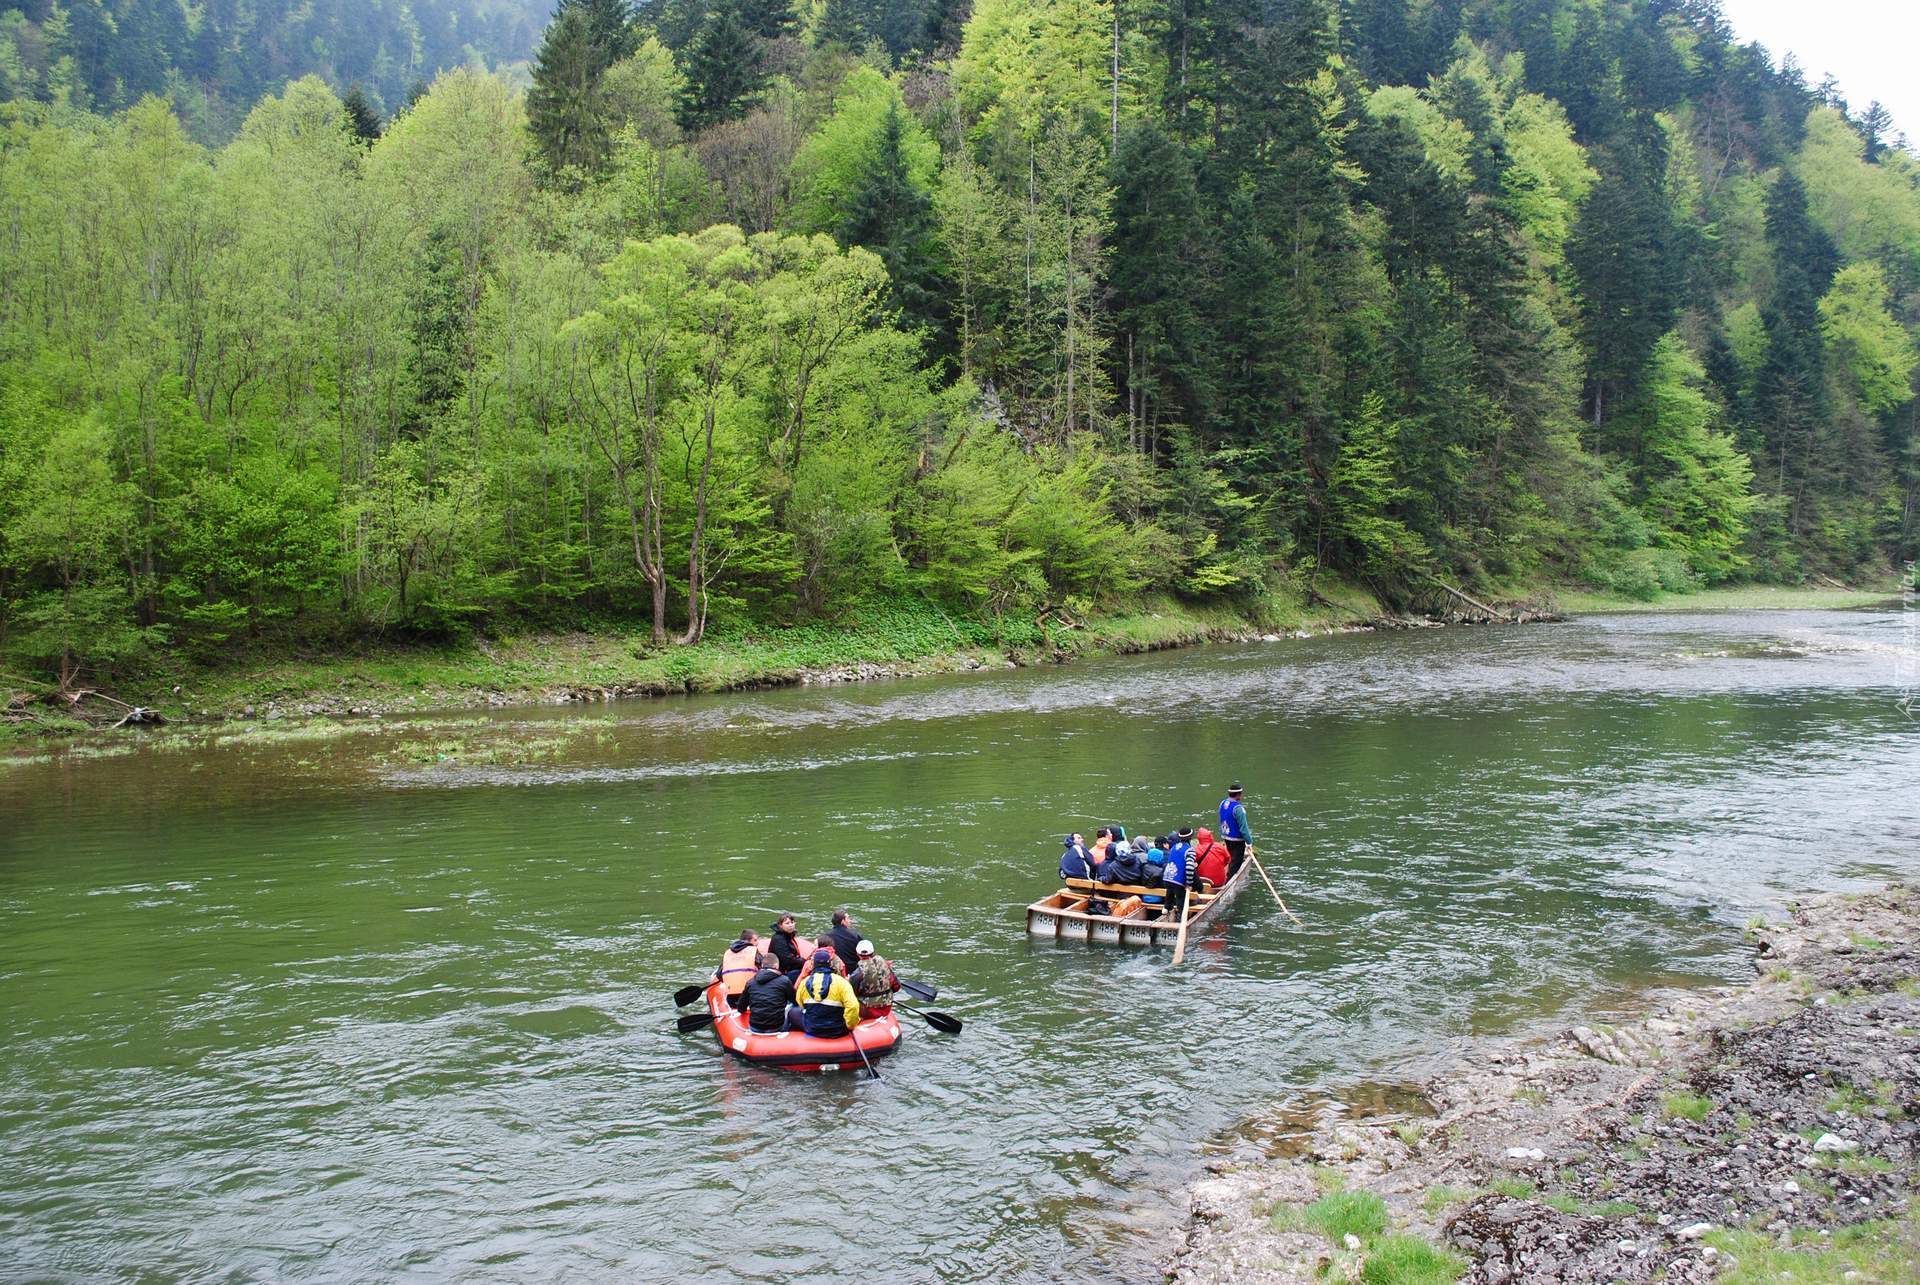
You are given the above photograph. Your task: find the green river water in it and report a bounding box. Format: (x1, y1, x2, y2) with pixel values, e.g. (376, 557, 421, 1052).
(2, 608, 1917, 1282)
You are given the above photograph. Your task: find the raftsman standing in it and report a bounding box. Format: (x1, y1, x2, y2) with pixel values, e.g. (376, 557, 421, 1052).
(1218, 781, 1251, 878)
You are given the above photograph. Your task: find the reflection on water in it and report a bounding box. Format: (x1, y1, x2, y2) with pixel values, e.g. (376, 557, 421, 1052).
(1, 608, 1917, 1283)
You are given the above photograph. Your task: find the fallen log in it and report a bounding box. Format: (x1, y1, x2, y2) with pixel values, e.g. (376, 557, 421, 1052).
(1426, 577, 1510, 622)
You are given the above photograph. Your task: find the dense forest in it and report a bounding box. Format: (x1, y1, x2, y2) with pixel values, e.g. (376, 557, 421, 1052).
(0, 0, 551, 137)
(2, 0, 1917, 687)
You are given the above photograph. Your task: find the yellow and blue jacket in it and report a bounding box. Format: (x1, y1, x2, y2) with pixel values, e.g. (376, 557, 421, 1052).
(795, 968, 861, 1036)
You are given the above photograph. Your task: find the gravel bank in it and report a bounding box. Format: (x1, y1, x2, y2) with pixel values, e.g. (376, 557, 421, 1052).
(1171, 886, 1920, 1283)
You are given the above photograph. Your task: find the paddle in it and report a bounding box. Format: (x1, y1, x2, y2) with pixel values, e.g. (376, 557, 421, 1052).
(676, 1011, 719, 1033)
(893, 1001, 963, 1034)
(1171, 874, 1196, 965)
(850, 1028, 881, 1080)
(673, 983, 706, 1007)
(1244, 848, 1304, 927)
(897, 978, 938, 1002)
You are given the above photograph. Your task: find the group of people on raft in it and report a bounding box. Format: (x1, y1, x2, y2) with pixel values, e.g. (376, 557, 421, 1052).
(1057, 782, 1253, 920)
(713, 908, 901, 1040)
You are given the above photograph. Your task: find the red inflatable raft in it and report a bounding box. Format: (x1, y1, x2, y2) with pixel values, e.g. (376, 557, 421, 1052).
(702, 979, 904, 1073)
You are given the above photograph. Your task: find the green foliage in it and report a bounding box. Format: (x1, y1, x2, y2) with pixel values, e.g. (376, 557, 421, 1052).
(1360, 1235, 1466, 1284)
(1819, 264, 1917, 417)
(1661, 1090, 1714, 1121)
(4, 0, 1920, 693)
(1302, 1190, 1390, 1244)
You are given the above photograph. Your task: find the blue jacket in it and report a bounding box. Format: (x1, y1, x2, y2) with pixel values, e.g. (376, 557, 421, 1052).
(1219, 797, 1249, 841)
(1060, 841, 1093, 881)
(1162, 845, 1188, 887)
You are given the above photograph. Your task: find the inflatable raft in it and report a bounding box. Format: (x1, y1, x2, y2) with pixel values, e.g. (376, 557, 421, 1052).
(701, 979, 904, 1073)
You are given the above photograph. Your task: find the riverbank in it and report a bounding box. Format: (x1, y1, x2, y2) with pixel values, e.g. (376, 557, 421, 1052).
(1171, 886, 1920, 1284)
(3, 587, 1394, 745)
(3, 579, 1896, 749)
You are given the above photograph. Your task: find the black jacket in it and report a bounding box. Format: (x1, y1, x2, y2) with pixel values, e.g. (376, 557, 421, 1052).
(767, 925, 805, 975)
(829, 923, 864, 970)
(743, 968, 795, 1033)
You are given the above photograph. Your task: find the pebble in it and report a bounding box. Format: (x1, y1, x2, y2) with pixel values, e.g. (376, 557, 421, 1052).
(1503, 1146, 1547, 1161)
(1811, 1133, 1857, 1153)
(1676, 1222, 1715, 1240)
(1343, 1233, 1361, 1251)
(1702, 1247, 1719, 1261)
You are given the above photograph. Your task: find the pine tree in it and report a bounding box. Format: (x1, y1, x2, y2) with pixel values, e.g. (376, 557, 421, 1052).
(528, 5, 612, 178)
(678, 2, 766, 131)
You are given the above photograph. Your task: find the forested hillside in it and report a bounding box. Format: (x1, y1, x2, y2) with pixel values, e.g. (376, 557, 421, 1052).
(2, 0, 1917, 689)
(0, 0, 550, 137)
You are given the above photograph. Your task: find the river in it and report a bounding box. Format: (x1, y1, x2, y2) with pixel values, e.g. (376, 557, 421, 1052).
(2, 607, 1916, 1282)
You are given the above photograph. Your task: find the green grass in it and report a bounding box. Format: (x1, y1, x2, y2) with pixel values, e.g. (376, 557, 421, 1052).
(1662, 1091, 1715, 1121)
(1359, 1234, 1466, 1283)
(1303, 1190, 1391, 1244)
(1488, 1176, 1536, 1200)
(1394, 1122, 1425, 1148)
(1703, 1210, 1919, 1283)
(1421, 1185, 1480, 1214)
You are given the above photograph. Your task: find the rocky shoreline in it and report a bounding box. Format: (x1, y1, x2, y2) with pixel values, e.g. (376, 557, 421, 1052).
(1171, 886, 1919, 1283)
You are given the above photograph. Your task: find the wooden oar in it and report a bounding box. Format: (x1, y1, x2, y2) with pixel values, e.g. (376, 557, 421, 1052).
(893, 1001, 963, 1034)
(1245, 848, 1304, 927)
(897, 978, 938, 1002)
(1171, 876, 1196, 965)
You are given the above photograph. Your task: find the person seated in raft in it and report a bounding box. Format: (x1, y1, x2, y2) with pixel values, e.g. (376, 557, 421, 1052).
(1097, 832, 1147, 885)
(827, 908, 865, 972)
(743, 959, 797, 1034)
(794, 938, 849, 987)
(850, 940, 900, 1019)
(1089, 827, 1114, 865)
(1060, 834, 1093, 882)
(1160, 834, 1191, 922)
(1192, 826, 1230, 890)
(716, 930, 763, 1011)
(788, 949, 862, 1037)
(767, 913, 811, 980)
(1139, 835, 1168, 883)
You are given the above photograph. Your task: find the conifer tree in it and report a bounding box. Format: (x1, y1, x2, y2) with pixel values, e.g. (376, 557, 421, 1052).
(678, 1, 766, 131)
(342, 83, 383, 141)
(528, 4, 612, 177)
(839, 103, 940, 333)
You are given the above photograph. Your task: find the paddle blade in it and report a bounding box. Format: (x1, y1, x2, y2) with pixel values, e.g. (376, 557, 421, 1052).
(673, 983, 706, 1007)
(676, 1011, 719, 1033)
(921, 1009, 963, 1034)
(897, 978, 937, 1001)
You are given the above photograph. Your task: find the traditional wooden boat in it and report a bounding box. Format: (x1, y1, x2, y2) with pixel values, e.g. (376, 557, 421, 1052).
(699, 979, 904, 1072)
(1024, 856, 1251, 946)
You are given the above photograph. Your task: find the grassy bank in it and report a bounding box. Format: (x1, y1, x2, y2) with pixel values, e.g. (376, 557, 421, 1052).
(2, 588, 1381, 746)
(1546, 584, 1905, 613)
(5, 576, 1905, 749)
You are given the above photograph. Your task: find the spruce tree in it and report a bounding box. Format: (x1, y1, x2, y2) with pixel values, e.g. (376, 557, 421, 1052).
(528, 5, 612, 178)
(736, 0, 797, 41)
(557, 0, 640, 70)
(678, 2, 766, 131)
(342, 83, 383, 142)
(839, 103, 940, 333)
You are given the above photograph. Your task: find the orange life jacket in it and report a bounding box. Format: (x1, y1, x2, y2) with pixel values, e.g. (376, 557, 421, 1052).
(719, 943, 760, 995)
